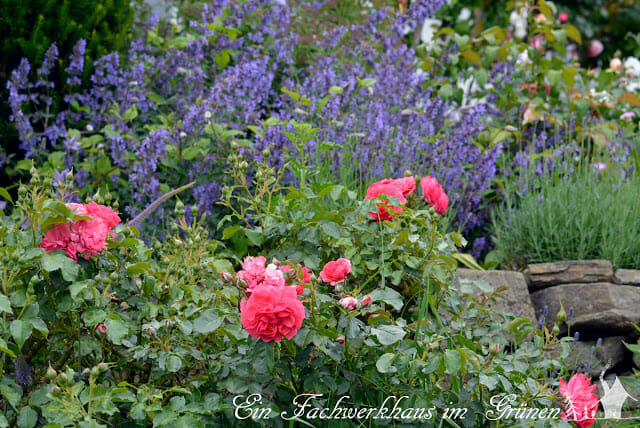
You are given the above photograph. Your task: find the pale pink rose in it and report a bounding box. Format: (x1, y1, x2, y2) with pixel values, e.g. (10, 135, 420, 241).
(535, 13, 546, 23)
(320, 258, 352, 286)
(587, 40, 603, 58)
(621, 111, 635, 121)
(339, 296, 358, 310)
(263, 264, 285, 287)
(593, 163, 607, 170)
(240, 285, 305, 342)
(241, 256, 267, 277)
(610, 58, 622, 71)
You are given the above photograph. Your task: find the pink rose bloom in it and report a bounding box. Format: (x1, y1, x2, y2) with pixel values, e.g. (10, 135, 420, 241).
(240, 285, 305, 342)
(39, 223, 78, 261)
(320, 258, 351, 286)
(339, 296, 358, 310)
(621, 111, 635, 121)
(420, 176, 449, 215)
(559, 373, 598, 428)
(558, 12, 569, 23)
(300, 266, 312, 284)
(587, 39, 603, 58)
(263, 264, 286, 287)
(73, 220, 113, 257)
(242, 256, 267, 278)
(236, 270, 260, 290)
(95, 323, 107, 333)
(364, 183, 406, 221)
(372, 177, 416, 197)
(360, 295, 372, 307)
(84, 202, 121, 227)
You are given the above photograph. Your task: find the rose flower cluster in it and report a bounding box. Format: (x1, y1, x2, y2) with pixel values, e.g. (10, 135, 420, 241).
(39, 202, 121, 262)
(233, 256, 309, 342)
(364, 175, 449, 221)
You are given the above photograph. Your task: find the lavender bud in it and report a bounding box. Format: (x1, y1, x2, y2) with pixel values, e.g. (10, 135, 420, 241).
(596, 338, 602, 347)
(568, 306, 574, 320)
(543, 305, 549, 318)
(584, 360, 590, 373)
(574, 332, 579, 342)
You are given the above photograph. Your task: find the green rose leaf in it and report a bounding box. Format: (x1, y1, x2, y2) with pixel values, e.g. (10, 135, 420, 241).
(371, 324, 405, 346)
(369, 287, 403, 311)
(193, 309, 223, 334)
(105, 318, 129, 345)
(41, 252, 79, 281)
(17, 406, 38, 428)
(376, 353, 397, 373)
(0, 294, 12, 314)
(0, 378, 22, 408)
(10, 320, 32, 349)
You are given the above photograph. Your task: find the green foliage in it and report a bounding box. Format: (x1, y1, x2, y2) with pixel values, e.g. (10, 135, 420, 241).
(0, 138, 579, 426)
(491, 160, 640, 269)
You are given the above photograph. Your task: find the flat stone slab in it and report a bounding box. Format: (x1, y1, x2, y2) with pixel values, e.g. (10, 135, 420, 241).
(615, 269, 640, 286)
(524, 260, 613, 291)
(530, 283, 640, 335)
(455, 269, 537, 323)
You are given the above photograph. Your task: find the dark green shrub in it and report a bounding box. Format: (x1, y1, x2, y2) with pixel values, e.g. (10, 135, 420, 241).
(0, 0, 137, 186)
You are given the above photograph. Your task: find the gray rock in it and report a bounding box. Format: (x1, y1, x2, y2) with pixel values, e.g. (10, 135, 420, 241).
(615, 269, 640, 286)
(455, 269, 537, 323)
(524, 260, 613, 291)
(530, 283, 640, 335)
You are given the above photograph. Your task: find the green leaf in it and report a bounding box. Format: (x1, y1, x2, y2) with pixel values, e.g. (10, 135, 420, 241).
(369, 287, 403, 311)
(548, 69, 562, 87)
(70, 281, 90, 300)
(452, 252, 484, 270)
(10, 320, 32, 349)
(0, 188, 13, 205)
(0, 294, 12, 314)
(105, 318, 129, 345)
(41, 252, 79, 281)
(244, 229, 263, 246)
(82, 309, 106, 326)
(222, 226, 242, 240)
(371, 324, 405, 346)
(193, 310, 223, 334)
(376, 353, 397, 373)
(461, 50, 481, 66)
(444, 349, 462, 374)
(17, 406, 37, 428)
(438, 83, 454, 100)
(127, 262, 150, 275)
(166, 355, 183, 373)
(475, 69, 489, 87)
(0, 338, 16, 358)
(319, 221, 342, 239)
(561, 67, 576, 88)
(422, 355, 441, 374)
(0, 378, 22, 408)
(565, 24, 581, 44)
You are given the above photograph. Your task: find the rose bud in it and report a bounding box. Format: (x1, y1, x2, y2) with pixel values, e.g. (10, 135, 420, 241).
(220, 272, 234, 282)
(336, 335, 345, 344)
(360, 295, 373, 307)
(339, 296, 358, 310)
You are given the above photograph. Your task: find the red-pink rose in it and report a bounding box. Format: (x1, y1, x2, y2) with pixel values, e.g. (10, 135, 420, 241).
(360, 295, 372, 307)
(420, 176, 449, 215)
(558, 12, 569, 23)
(364, 183, 406, 221)
(339, 296, 358, 310)
(371, 177, 416, 197)
(39, 223, 78, 261)
(559, 373, 598, 428)
(95, 323, 107, 333)
(84, 202, 121, 228)
(242, 256, 267, 277)
(320, 258, 351, 286)
(240, 285, 305, 342)
(72, 219, 113, 257)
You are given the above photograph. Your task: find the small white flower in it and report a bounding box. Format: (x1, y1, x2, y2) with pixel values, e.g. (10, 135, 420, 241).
(204, 111, 212, 120)
(458, 8, 471, 21)
(85, 124, 94, 132)
(179, 131, 187, 138)
(176, 67, 188, 75)
(128, 80, 138, 87)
